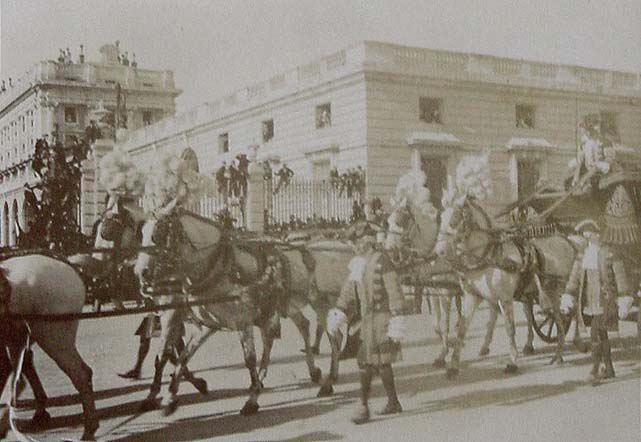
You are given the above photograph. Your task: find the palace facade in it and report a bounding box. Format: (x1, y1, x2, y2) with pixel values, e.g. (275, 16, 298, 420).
(0, 43, 179, 246)
(118, 41, 641, 220)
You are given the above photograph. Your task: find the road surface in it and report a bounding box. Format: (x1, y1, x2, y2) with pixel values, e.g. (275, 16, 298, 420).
(6, 304, 640, 441)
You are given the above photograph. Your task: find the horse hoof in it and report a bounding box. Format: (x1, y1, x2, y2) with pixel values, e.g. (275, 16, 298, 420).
(479, 347, 490, 357)
(140, 398, 159, 412)
(445, 368, 459, 380)
(548, 355, 564, 366)
(118, 369, 141, 380)
(31, 409, 51, 428)
(0, 405, 8, 440)
(574, 341, 589, 353)
(80, 420, 99, 441)
(522, 345, 535, 356)
(163, 399, 179, 417)
(310, 367, 322, 384)
(504, 364, 518, 374)
(317, 384, 334, 397)
(432, 358, 446, 368)
(193, 378, 208, 395)
(240, 401, 259, 416)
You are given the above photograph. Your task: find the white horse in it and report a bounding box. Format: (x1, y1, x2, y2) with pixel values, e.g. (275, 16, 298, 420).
(434, 195, 574, 378)
(0, 255, 98, 440)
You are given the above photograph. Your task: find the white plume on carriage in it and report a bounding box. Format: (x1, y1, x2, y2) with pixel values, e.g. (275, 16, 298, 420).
(98, 148, 146, 198)
(443, 153, 492, 207)
(142, 153, 216, 212)
(390, 168, 437, 218)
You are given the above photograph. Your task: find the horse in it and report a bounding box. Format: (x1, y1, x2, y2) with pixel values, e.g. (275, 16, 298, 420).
(384, 191, 522, 366)
(133, 206, 324, 415)
(434, 194, 576, 377)
(0, 254, 98, 440)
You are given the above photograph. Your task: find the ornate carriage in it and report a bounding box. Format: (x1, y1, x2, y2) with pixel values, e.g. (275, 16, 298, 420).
(522, 147, 641, 342)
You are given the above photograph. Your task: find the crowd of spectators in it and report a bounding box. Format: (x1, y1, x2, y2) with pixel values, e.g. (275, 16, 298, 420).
(329, 166, 366, 197)
(214, 154, 250, 200)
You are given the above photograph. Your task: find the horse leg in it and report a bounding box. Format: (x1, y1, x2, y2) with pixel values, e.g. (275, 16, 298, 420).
(522, 301, 535, 355)
(448, 292, 481, 379)
(548, 305, 567, 365)
(239, 326, 261, 416)
(432, 296, 448, 367)
(6, 345, 51, 427)
(498, 299, 519, 374)
(479, 303, 499, 357)
(318, 328, 343, 397)
(290, 311, 322, 383)
(163, 329, 215, 416)
(258, 325, 276, 383)
(30, 322, 98, 441)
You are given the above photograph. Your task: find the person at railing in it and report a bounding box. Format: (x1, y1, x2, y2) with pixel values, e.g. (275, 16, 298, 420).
(79, 44, 85, 64)
(215, 161, 229, 199)
(262, 160, 273, 181)
(65, 48, 73, 64)
(131, 52, 137, 68)
(236, 154, 249, 197)
(122, 52, 130, 66)
(274, 163, 294, 194)
(330, 167, 340, 189)
(229, 161, 241, 199)
(57, 49, 65, 64)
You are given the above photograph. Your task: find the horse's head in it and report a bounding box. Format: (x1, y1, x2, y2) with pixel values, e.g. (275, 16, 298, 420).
(434, 194, 470, 258)
(96, 195, 143, 249)
(387, 197, 439, 256)
(133, 210, 181, 288)
(134, 206, 223, 290)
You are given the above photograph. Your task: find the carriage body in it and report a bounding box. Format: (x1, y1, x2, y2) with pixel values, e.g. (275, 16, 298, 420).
(524, 153, 641, 339)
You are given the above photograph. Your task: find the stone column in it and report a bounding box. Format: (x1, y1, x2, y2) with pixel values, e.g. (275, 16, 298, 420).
(79, 138, 114, 234)
(245, 145, 265, 232)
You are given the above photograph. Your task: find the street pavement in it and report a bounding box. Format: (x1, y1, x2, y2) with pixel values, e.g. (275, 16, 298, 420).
(6, 303, 641, 441)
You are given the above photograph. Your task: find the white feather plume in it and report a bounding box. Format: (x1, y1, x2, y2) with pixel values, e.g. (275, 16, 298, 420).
(390, 168, 437, 218)
(98, 149, 146, 197)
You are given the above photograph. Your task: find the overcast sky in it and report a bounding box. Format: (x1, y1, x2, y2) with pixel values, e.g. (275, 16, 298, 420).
(1, 0, 640, 111)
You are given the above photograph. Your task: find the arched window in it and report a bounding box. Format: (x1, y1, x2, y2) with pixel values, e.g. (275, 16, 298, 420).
(10, 199, 19, 246)
(180, 148, 199, 173)
(2, 202, 9, 247)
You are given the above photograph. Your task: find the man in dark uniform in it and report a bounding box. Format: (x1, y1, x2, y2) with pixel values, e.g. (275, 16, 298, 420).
(561, 219, 631, 384)
(328, 226, 405, 423)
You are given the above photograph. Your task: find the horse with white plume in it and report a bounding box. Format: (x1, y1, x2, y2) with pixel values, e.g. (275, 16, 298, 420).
(434, 154, 573, 377)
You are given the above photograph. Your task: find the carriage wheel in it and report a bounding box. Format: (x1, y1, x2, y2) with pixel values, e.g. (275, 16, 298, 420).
(529, 301, 572, 344)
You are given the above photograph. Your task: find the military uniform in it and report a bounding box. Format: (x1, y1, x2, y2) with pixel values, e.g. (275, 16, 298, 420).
(336, 251, 404, 366)
(564, 224, 631, 383)
(332, 247, 404, 423)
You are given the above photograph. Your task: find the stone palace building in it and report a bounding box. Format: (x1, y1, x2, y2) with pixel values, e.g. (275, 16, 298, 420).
(1, 41, 640, 242)
(118, 41, 641, 219)
(0, 43, 179, 246)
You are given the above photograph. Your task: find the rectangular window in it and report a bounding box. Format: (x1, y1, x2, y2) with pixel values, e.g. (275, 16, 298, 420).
(262, 119, 274, 142)
(65, 106, 77, 124)
(218, 133, 229, 153)
(143, 110, 153, 126)
(419, 97, 443, 124)
(516, 104, 535, 129)
(315, 103, 332, 129)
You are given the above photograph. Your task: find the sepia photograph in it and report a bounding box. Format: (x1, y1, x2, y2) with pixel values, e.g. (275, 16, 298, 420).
(0, 1, 639, 440)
